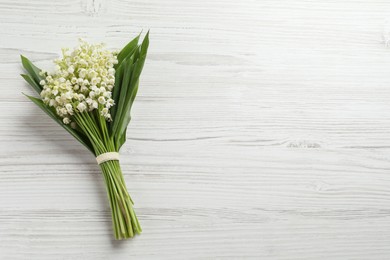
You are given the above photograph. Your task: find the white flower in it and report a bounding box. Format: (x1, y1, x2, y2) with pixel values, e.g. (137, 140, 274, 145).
(46, 75, 53, 82)
(63, 117, 71, 124)
(98, 96, 106, 104)
(65, 103, 73, 114)
(101, 107, 109, 116)
(77, 102, 87, 112)
(80, 69, 87, 78)
(108, 68, 115, 75)
(88, 70, 97, 78)
(106, 98, 114, 108)
(90, 78, 98, 86)
(65, 92, 72, 99)
(49, 99, 56, 107)
(60, 108, 68, 115)
(105, 114, 112, 121)
(92, 100, 98, 109)
(103, 91, 111, 98)
(79, 59, 87, 66)
(39, 80, 46, 86)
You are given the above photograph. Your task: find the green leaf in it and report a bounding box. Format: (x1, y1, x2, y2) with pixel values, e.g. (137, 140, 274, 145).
(111, 58, 134, 137)
(118, 73, 140, 136)
(117, 80, 139, 143)
(117, 125, 127, 150)
(125, 32, 149, 95)
(21, 74, 42, 94)
(20, 55, 43, 85)
(24, 94, 95, 154)
(111, 32, 149, 149)
(110, 60, 125, 124)
(116, 34, 140, 69)
(119, 33, 149, 131)
(140, 31, 149, 58)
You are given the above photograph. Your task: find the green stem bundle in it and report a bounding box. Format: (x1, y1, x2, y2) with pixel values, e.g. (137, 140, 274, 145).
(73, 110, 141, 239)
(100, 160, 141, 239)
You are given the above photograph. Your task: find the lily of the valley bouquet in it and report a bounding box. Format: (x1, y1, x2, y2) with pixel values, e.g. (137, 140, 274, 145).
(21, 33, 149, 240)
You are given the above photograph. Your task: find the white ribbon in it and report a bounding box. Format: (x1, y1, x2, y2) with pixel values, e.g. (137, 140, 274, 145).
(96, 152, 120, 165)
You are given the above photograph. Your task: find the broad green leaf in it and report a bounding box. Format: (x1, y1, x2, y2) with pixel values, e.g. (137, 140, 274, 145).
(117, 127, 127, 150)
(24, 94, 94, 154)
(120, 33, 149, 127)
(116, 34, 140, 69)
(140, 31, 149, 58)
(20, 55, 43, 85)
(117, 80, 139, 143)
(21, 74, 42, 94)
(111, 58, 133, 137)
(112, 33, 149, 149)
(110, 60, 125, 124)
(125, 32, 149, 94)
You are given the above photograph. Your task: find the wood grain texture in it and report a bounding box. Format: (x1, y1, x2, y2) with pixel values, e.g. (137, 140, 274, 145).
(1, 0, 390, 259)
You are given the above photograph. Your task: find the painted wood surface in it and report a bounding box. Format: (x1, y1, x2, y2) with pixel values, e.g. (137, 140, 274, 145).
(1, 0, 390, 259)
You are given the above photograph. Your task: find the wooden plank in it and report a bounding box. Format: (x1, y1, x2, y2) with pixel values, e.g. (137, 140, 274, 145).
(1, 0, 390, 259)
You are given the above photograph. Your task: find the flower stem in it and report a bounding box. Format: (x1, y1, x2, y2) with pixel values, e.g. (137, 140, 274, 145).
(100, 160, 141, 239)
(73, 111, 141, 239)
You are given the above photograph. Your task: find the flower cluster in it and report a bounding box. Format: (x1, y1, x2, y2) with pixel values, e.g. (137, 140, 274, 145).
(39, 39, 117, 124)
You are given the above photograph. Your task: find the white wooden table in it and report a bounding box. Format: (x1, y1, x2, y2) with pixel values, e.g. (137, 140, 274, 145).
(1, 0, 390, 259)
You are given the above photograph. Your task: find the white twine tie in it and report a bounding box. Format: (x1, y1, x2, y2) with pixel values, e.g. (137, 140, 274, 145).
(96, 152, 120, 165)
